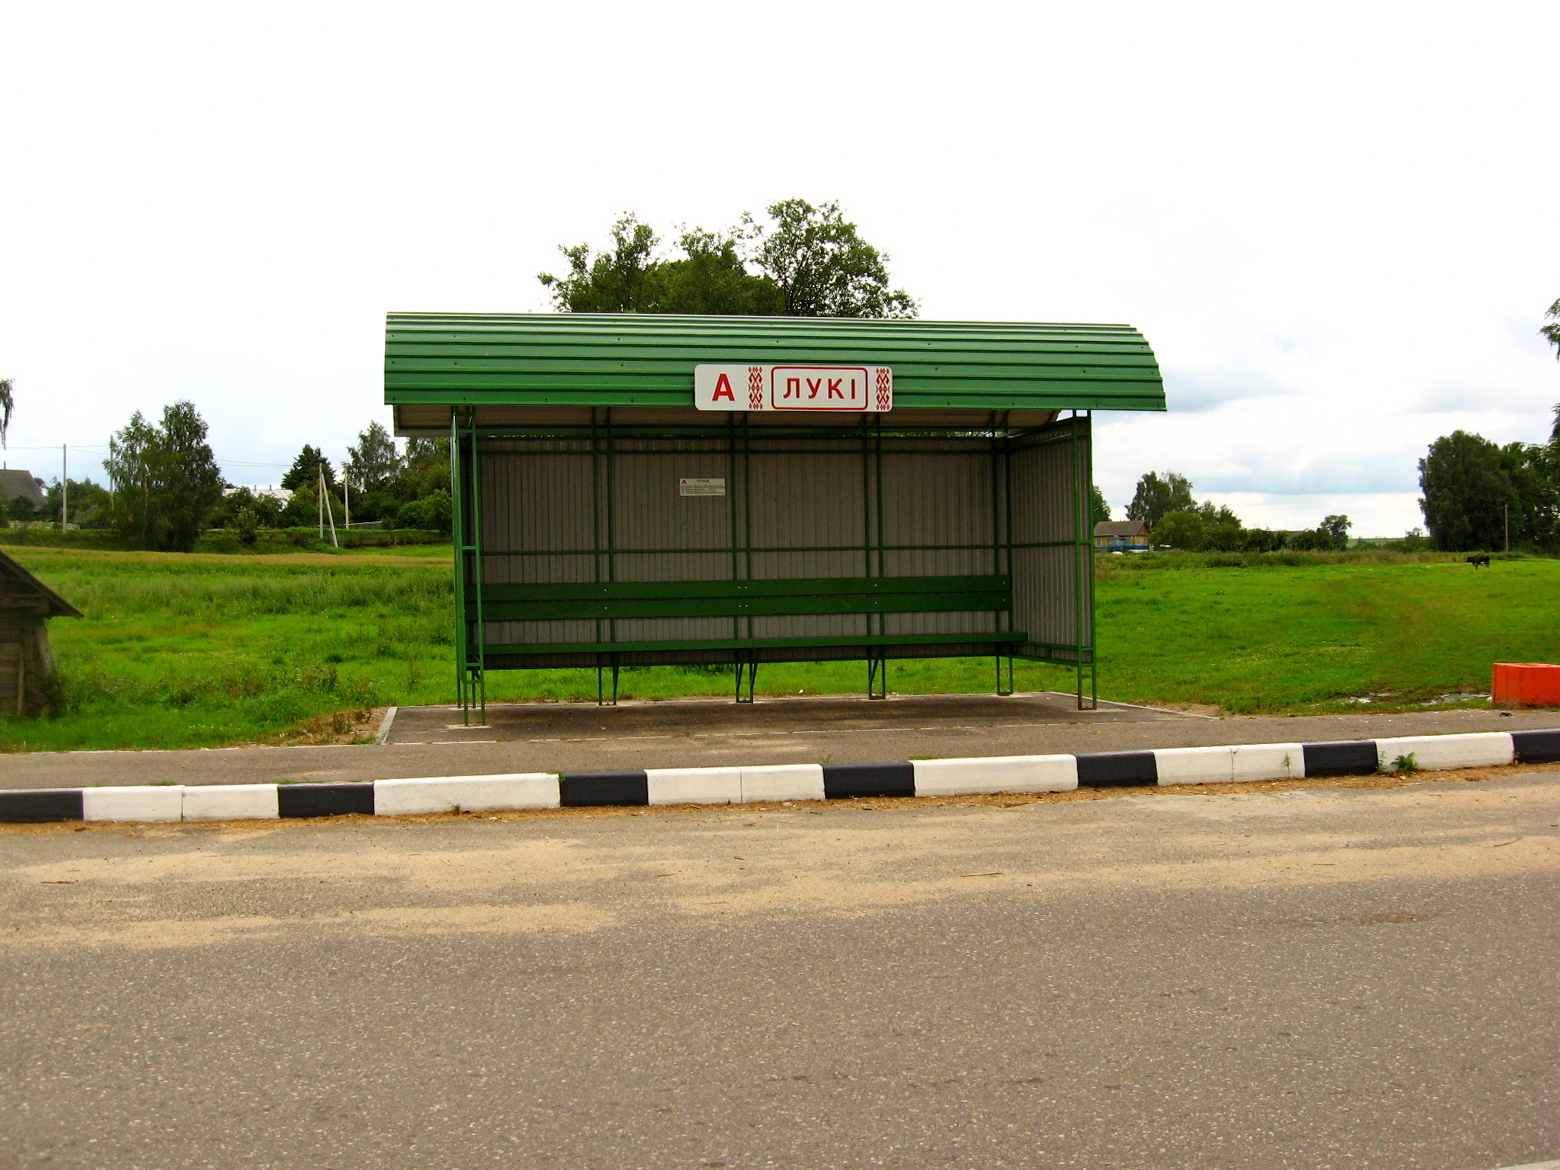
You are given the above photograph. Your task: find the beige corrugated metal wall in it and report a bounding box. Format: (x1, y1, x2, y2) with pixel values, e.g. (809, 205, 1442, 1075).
(475, 420, 1085, 660)
(1009, 427, 1089, 661)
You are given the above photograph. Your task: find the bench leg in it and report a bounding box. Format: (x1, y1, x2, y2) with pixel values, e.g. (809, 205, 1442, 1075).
(734, 659, 758, 704)
(996, 653, 1014, 696)
(867, 655, 888, 700)
(596, 659, 620, 707)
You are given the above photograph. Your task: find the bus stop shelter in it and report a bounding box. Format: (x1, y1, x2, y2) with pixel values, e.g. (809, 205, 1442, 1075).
(384, 313, 1165, 719)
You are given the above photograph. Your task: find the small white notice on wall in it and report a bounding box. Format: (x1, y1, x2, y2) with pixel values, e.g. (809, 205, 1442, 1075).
(679, 477, 726, 496)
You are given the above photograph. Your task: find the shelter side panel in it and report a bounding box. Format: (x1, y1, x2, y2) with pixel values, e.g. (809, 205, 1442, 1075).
(1009, 432, 1089, 659)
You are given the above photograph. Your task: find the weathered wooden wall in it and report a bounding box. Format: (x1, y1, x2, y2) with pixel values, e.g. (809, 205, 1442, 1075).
(0, 608, 51, 717)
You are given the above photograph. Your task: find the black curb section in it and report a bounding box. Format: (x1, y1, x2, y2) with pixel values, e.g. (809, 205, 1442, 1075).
(822, 762, 916, 799)
(1075, 751, 1158, 787)
(278, 782, 376, 818)
(1513, 728, 1560, 763)
(561, 771, 649, 807)
(1302, 741, 1380, 777)
(0, 788, 83, 823)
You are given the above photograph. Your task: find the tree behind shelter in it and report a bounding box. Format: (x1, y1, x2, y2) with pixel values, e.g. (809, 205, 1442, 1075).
(105, 401, 223, 552)
(281, 445, 335, 491)
(1125, 471, 1195, 529)
(540, 200, 915, 319)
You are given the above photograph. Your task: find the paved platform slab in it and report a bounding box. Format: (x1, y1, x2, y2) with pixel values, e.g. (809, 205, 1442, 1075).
(386, 690, 1176, 745)
(1, 699, 1556, 790)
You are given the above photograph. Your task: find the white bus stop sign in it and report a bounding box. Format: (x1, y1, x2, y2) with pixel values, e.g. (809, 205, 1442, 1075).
(694, 364, 892, 412)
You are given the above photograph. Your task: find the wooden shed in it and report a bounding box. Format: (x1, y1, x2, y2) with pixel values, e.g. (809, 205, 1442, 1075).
(0, 548, 81, 717)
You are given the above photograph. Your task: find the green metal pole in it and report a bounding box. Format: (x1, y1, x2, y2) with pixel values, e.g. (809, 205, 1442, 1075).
(468, 411, 486, 724)
(449, 411, 467, 722)
(1073, 414, 1085, 710)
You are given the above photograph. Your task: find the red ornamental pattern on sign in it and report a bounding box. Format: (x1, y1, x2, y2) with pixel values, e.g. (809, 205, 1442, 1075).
(875, 367, 891, 412)
(748, 366, 764, 410)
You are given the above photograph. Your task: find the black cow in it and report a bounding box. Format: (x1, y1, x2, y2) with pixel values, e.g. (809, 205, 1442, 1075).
(1466, 554, 1491, 568)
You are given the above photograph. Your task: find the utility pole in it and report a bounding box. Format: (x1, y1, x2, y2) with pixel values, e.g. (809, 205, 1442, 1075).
(61, 444, 68, 531)
(316, 463, 339, 548)
(1504, 503, 1510, 554)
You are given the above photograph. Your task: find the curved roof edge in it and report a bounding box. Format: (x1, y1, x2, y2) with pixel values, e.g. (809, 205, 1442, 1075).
(385, 312, 1166, 413)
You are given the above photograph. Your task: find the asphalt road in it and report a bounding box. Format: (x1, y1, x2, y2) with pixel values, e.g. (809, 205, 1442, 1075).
(6, 701, 1558, 789)
(2, 768, 1557, 1169)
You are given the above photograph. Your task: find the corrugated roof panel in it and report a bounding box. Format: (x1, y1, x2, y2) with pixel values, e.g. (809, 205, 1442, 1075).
(385, 313, 1165, 413)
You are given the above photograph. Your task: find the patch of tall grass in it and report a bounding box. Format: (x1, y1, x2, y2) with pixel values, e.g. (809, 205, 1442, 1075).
(2, 547, 1557, 751)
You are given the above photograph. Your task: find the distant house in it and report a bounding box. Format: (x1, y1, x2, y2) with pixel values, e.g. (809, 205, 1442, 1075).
(1093, 519, 1151, 551)
(0, 469, 47, 517)
(0, 548, 81, 717)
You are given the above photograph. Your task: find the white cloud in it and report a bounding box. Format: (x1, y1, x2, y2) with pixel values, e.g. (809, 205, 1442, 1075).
(0, 0, 1555, 535)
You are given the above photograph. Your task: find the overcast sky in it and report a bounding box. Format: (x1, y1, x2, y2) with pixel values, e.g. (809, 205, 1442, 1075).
(2, 1, 1555, 535)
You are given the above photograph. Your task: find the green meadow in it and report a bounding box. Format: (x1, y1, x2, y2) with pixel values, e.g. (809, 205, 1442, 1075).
(2, 546, 1556, 752)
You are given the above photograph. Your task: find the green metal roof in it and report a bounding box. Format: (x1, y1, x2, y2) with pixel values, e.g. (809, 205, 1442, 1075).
(384, 313, 1165, 412)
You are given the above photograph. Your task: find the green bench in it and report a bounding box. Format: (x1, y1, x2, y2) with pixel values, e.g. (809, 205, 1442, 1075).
(473, 574, 1022, 700)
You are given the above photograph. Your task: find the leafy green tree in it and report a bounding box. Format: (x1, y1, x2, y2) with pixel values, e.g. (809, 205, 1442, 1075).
(1319, 514, 1351, 550)
(751, 199, 915, 318)
(540, 215, 662, 312)
(1542, 297, 1560, 358)
(0, 377, 13, 447)
(1199, 502, 1246, 551)
(104, 410, 163, 548)
(540, 201, 914, 319)
(43, 477, 112, 528)
(1152, 509, 1205, 550)
(345, 421, 403, 495)
(1241, 528, 1286, 552)
(104, 401, 224, 552)
(7, 492, 38, 522)
(281, 445, 335, 491)
(1125, 471, 1196, 530)
(1090, 484, 1111, 525)
(1419, 431, 1517, 551)
(160, 401, 224, 551)
(651, 229, 785, 315)
(396, 489, 452, 535)
(281, 484, 317, 528)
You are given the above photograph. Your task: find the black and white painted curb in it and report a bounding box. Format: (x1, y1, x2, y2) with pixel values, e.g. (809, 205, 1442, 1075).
(4, 729, 1558, 825)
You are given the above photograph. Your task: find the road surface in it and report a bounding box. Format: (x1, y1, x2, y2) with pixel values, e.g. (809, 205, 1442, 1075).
(2, 766, 1557, 1168)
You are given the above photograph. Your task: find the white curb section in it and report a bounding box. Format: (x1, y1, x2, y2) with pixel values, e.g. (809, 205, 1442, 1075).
(739, 764, 826, 803)
(82, 785, 185, 823)
(1233, 742, 1305, 782)
(1153, 743, 1304, 786)
(373, 774, 560, 815)
(912, 755, 1078, 796)
(647, 767, 742, 805)
(1376, 732, 1513, 773)
(183, 784, 280, 821)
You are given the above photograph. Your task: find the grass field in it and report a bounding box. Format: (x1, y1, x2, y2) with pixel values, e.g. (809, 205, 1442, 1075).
(2, 546, 1556, 752)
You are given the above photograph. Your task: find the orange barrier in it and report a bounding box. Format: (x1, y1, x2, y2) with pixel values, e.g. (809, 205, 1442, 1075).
(1492, 662, 1560, 708)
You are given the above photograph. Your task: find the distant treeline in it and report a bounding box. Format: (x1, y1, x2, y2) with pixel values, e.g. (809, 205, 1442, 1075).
(1105, 472, 1353, 553)
(1, 407, 452, 551)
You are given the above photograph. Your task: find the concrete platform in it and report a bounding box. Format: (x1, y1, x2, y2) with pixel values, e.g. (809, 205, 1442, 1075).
(386, 691, 1176, 746)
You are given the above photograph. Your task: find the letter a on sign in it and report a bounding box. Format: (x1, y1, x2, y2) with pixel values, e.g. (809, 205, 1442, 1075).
(695, 364, 892, 412)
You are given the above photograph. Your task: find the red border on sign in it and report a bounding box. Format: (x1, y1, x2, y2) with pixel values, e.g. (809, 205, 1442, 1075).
(768, 366, 872, 411)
